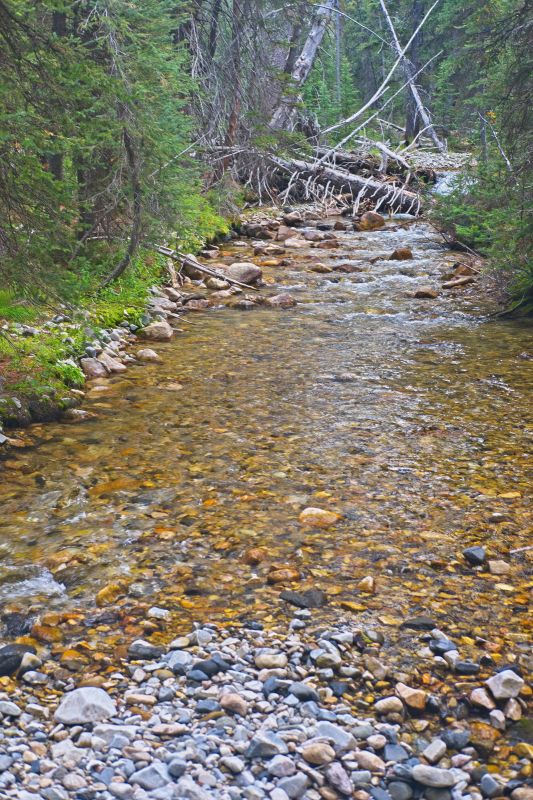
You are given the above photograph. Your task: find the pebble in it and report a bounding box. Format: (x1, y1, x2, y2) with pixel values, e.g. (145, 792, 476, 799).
(463, 546, 486, 566)
(301, 742, 335, 765)
(412, 765, 457, 788)
(326, 762, 352, 795)
(0, 619, 527, 800)
(423, 739, 447, 763)
(374, 696, 404, 715)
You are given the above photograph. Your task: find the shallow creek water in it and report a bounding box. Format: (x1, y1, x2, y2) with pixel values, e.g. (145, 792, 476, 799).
(0, 216, 531, 674)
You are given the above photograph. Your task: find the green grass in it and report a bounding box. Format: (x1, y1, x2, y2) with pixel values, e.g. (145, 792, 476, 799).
(0, 290, 38, 323)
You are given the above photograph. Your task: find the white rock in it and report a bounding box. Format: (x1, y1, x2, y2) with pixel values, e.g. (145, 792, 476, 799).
(423, 739, 447, 763)
(54, 687, 117, 725)
(485, 669, 524, 699)
(0, 701, 21, 717)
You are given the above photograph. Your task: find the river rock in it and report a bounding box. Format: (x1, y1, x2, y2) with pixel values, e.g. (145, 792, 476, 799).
(268, 755, 296, 777)
(0, 701, 21, 717)
(414, 286, 438, 298)
(412, 765, 456, 788)
(299, 507, 341, 527)
(389, 247, 413, 260)
(423, 739, 447, 763)
(80, 357, 109, 378)
(137, 348, 161, 362)
(375, 696, 404, 715)
(326, 762, 353, 795)
(0, 644, 37, 676)
(98, 351, 127, 373)
(463, 546, 486, 565)
(311, 263, 333, 273)
(226, 262, 263, 285)
(246, 730, 289, 758)
(301, 742, 335, 765)
(316, 722, 356, 754)
(396, 682, 427, 710)
(485, 669, 524, 699)
(130, 763, 169, 790)
(255, 651, 288, 669)
(278, 773, 310, 798)
(358, 211, 385, 231)
(219, 692, 249, 716)
(138, 320, 173, 340)
(470, 688, 496, 710)
(54, 687, 117, 725)
(280, 588, 327, 608)
(128, 639, 165, 660)
(267, 293, 297, 308)
(353, 752, 385, 773)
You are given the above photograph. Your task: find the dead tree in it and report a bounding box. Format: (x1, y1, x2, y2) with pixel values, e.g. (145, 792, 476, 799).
(269, 0, 337, 130)
(378, 0, 445, 152)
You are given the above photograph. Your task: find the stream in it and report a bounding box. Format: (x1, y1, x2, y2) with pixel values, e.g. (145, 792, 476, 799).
(0, 212, 531, 676)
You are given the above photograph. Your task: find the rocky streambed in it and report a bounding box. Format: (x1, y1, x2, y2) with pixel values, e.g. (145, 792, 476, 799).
(0, 619, 531, 800)
(0, 204, 531, 799)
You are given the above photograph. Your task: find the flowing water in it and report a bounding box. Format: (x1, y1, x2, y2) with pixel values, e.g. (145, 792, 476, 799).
(0, 216, 531, 670)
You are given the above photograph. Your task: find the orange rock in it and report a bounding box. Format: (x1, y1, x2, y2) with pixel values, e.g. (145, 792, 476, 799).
(31, 624, 63, 644)
(267, 568, 300, 584)
(95, 581, 128, 608)
(244, 547, 268, 565)
(396, 682, 427, 710)
(299, 507, 341, 528)
(470, 721, 501, 756)
(358, 211, 386, 231)
(389, 247, 413, 260)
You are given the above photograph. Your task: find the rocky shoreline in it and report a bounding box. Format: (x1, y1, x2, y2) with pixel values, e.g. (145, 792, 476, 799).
(0, 616, 530, 800)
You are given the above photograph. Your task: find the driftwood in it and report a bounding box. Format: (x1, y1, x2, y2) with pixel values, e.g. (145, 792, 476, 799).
(155, 246, 259, 291)
(442, 275, 475, 289)
(272, 155, 422, 214)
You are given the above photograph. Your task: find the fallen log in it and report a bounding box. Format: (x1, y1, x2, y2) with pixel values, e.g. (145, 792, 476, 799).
(272, 155, 422, 215)
(155, 246, 259, 291)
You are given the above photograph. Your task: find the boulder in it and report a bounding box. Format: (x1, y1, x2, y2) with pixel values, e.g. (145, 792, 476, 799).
(226, 262, 263, 285)
(80, 357, 109, 379)
(137, 348, 161, 362)
(389, 247, 413, 260)
(98, 352, 127, 373)
(54, 687, 116, 725)
(358, 211, 386, 231)
(138, 320, 173, 341)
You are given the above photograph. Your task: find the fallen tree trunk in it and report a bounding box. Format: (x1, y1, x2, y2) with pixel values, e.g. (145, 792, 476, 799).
(155, 246, 259, 291)
(272, 155, 422, 214)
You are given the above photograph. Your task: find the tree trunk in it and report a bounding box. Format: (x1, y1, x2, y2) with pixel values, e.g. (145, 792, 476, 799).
(404, 0, 423, 144)
(379, 0, 445, 152)
(269, 0, 337, 131)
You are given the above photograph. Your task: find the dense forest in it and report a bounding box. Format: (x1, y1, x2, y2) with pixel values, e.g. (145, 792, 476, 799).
(1, 0, 531, 313)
